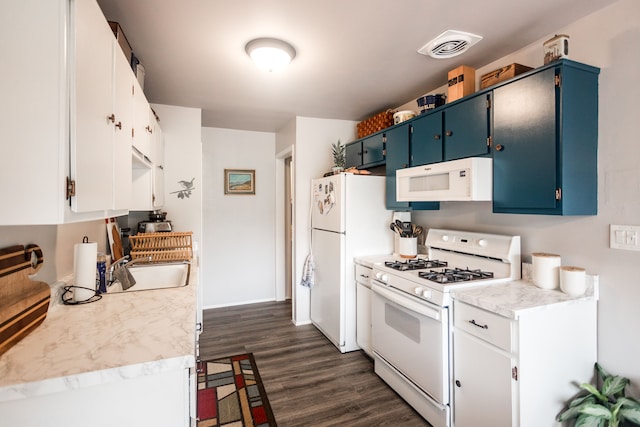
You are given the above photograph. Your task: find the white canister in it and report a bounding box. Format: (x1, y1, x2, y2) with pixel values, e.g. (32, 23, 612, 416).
(398, 237, 417, 259)
(560, 266, 586, 297)
(393, 110, 417, 124)
(531, 252, 561, 289)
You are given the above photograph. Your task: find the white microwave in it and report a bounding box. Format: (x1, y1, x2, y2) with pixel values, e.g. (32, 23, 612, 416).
(396, 157, 493, 202)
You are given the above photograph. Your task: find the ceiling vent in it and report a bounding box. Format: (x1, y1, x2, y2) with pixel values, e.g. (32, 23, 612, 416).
(418, 30, 483, 59)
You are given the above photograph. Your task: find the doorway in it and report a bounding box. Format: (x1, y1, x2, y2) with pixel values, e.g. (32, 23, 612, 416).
(284, 156, 293, 300)
(275, 146, 294, 306)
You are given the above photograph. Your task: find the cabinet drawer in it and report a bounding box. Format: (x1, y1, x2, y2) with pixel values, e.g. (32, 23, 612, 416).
(355, 264, 372, 285)
(454, 301, 512, 351)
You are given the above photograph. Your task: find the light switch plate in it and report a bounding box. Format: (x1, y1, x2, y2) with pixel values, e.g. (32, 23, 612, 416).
(610, 224, 640, 251)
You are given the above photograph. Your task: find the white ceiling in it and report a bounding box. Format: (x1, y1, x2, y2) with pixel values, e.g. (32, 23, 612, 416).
(95, 0, 617, 133)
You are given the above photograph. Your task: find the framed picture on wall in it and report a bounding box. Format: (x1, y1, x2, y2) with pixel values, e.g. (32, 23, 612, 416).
(224, 169, 256, 195)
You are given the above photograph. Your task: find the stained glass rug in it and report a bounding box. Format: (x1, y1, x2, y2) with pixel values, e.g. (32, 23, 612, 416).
(197, 353, 277, 427)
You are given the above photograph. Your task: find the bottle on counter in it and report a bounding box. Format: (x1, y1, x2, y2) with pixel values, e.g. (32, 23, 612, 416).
(96, 253, 107, 294)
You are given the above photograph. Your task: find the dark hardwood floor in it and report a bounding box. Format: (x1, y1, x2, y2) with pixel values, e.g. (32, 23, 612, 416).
(199, 300, 431, 427)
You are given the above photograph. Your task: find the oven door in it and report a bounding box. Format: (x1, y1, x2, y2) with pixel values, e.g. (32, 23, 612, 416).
(371, 281, 449, 404)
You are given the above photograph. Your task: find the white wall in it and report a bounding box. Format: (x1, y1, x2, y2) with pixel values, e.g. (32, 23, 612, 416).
(201, 127, 276, 308)
(0, 221, 107, 285)
(404, 0, 639, 393)
(288, 116, 357, 324)
(151, 104, 203, 245)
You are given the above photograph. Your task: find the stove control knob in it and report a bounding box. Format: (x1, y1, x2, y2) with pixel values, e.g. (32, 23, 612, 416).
(422, 289, 432, 300)
(442, 235, 450, 242)
(478, 239, 488, 247)
(376, 272, 388, 282)
(414, 287, 423, 296)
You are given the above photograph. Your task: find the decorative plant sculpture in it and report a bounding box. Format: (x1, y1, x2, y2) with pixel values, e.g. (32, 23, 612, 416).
(331, 140, 345, 170)
(557, 363, 640, 427)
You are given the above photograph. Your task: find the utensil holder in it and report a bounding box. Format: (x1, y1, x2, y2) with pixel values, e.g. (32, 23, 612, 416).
(398, 237, 417, 259)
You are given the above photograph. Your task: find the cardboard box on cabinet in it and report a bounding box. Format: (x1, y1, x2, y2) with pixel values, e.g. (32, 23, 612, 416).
(447, 65, 475, 102)
(480, 63, 533, 89)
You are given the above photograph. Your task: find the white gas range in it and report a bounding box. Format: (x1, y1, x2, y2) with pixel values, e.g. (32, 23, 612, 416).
(370, 228, 521, 427)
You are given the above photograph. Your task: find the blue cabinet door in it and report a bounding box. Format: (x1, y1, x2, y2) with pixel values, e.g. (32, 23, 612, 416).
(385, 125, 410, 210)
(362, 134, 386, 166)
(345, 140, 362, 169)
(444, 93, 491, 161)
(493, 67, 557, 211)
(492, 60, 599, 215)
(410, 111, 443, 166)
(385, 124, 439, 211)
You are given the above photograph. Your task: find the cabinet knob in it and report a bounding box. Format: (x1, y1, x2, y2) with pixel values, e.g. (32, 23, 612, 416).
(364, 150, 368, 154)
(495, 144, 504, 152)
(455, 380, 462, 388)
(445, 130, 453, 137)
(107, 114, 115, 123)
(434, 134, 441, 140)
(146, 125, 153, 134)
(115, 121, 122, 130)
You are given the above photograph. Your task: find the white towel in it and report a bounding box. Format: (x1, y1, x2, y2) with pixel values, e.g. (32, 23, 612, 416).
(300, 253, 315, 288)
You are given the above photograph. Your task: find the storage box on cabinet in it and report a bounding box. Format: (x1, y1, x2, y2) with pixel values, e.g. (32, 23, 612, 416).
(492, 60, 599, 215)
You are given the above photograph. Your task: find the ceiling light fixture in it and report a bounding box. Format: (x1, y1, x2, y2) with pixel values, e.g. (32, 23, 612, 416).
(245, 38, 296, 72)
(418, 30, 483, 59)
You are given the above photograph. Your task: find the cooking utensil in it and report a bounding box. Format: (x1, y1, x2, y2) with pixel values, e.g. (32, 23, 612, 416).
(402, 222, 413, 237)
(390, 222, 402, 236)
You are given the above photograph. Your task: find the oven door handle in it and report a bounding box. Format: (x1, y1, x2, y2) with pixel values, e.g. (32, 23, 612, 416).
(372, 282, 442, 321)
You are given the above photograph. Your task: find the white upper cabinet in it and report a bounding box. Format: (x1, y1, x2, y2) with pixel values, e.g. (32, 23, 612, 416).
(0, 0, 159, 225)
(71, 0, 118, 213)
(0, 1, 69, 225)
(112, 44, 135, 211)
(133, 78, 152, 160)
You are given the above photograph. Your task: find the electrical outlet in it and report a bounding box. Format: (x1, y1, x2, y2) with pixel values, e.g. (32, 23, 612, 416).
(610, 225, 640, 251)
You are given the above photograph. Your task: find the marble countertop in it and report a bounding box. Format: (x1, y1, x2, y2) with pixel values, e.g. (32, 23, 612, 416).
(353, 254, 393, 268)
(0, 267, 198, 402)
(452, 272, 598, 320)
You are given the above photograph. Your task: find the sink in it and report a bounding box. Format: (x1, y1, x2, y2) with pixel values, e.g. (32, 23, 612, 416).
(108, 262, 190, 293)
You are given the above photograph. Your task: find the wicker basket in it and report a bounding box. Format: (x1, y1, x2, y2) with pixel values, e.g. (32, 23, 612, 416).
(356, 110, 394, 139)
(129, 231, 193, 262)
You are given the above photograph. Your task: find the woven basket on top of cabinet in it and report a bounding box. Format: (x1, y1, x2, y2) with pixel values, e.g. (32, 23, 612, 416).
(129, 231, 193, 262)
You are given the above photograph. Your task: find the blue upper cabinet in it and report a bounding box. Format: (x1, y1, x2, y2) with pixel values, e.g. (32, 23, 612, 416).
(443, 93, 491, 161)
(410, 111, 443, 166)
(345, 140, 362, 169)
(386, 123, 439, 211)
(410, 93, 491, 167)
(362, 133, 386, 166)
(345, 132, 386, 169)
(492, 60, 599, 215)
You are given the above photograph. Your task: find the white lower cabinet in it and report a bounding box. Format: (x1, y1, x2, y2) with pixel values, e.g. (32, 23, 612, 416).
(0, 367, 192, 427)
(452, 298, 597, 427)
(355, 263, 373, 356)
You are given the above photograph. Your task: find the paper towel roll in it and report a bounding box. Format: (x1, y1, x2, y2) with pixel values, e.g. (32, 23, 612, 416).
(73, 241, 97, 302)
(532, 252, 561, 289)
(560, 266, 586, 296)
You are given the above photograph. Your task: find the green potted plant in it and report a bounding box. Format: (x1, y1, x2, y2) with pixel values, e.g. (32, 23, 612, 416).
(557, 363, 640, 427)
(331, 140, 345, 173)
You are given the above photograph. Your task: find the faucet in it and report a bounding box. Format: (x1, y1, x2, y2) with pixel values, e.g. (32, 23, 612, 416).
(107, 255, 152, 286)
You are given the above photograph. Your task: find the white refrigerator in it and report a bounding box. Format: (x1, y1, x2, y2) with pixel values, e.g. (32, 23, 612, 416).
(310, 173, 392, 353)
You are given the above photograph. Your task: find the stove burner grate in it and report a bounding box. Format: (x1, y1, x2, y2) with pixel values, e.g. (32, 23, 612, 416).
(385, 259, 448, 271)
(418, 268, 494, 283)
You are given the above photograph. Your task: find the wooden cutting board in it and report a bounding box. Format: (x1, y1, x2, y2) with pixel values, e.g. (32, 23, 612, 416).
(0, 244, 50, 356)
(112, 224, 124, 260)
